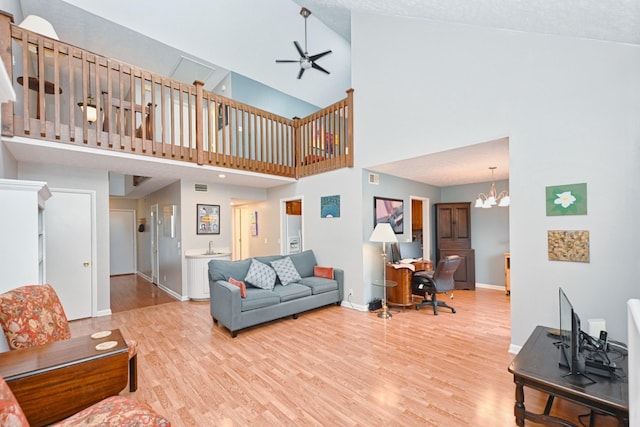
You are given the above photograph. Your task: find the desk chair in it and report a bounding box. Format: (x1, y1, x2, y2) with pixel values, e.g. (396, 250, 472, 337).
(411, 255, 461, 315)
(0, 284, 138, 392)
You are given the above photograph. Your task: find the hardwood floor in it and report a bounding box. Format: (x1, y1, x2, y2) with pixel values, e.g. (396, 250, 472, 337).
(110, 274, 176, 313)
(70, 288, 620, 426)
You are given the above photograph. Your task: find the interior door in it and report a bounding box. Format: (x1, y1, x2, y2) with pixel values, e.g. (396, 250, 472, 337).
(45, 189, 94, 320)
(109, 209, 136, 275)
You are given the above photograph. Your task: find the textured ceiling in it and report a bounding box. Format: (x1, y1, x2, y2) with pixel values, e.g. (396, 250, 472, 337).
(293, 0, 640, 44)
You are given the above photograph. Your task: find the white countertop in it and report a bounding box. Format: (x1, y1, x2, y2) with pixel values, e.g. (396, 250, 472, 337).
(185, 250, 232, 259)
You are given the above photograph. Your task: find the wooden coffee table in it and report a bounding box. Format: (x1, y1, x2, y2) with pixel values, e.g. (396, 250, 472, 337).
(0, 329, 129, 427)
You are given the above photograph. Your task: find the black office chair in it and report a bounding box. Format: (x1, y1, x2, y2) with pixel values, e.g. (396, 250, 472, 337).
(411, 255, 461, 315)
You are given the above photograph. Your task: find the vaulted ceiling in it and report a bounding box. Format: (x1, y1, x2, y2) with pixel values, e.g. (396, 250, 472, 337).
(10, 0, 639, 193)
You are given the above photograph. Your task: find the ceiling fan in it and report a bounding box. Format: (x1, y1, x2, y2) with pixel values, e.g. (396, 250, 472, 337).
(275, 7, 332, 79)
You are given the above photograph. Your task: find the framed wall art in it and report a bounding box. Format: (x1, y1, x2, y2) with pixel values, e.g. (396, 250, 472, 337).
(320, 195, 340, 218)
(545, 183, 587, 216)
(547, 230, 590, 263)
(374, 196, 404, 234)
(197, 204, 220, 235)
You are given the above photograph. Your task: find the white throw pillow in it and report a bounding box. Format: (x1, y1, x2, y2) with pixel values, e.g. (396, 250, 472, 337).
(270, 257, 302, 286)
(244, 259, 276, 290)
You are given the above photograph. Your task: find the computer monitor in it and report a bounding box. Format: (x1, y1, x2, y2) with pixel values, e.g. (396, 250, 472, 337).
(398, 241, 422, 260)
(559, 287, 591, 384)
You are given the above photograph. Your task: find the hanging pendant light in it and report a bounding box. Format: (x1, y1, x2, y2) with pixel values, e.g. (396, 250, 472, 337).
(77, 62, 97, 124)
(475, 167, 510, 208)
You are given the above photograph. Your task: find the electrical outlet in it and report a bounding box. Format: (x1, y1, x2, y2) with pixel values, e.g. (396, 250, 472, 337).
(348, 288, 353, 296)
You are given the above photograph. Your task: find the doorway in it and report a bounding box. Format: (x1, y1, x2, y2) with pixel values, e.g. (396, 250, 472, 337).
(45, 189, 95, 320)
(109, 209, 136, 275)
(281, 198, 303, 255)
(410, 196, 431, 260)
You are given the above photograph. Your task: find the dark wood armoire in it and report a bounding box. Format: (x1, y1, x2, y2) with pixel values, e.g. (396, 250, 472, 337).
(434, 202, 476, 290)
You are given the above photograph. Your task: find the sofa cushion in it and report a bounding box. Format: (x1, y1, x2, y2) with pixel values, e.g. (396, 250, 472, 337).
(288, 250, 317, 278)
(270, 257, 302, 286)
(209, 258, 251, 283)
(244, 259, 276, 290)
(241, 288, 281, 312)
(228, 277, 247, 298)
(271, 283, 312, 302)
(297, 276, 339, 295)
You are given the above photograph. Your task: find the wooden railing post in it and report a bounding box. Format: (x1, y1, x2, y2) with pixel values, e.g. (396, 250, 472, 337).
(194, 80, 204, 165)
(0, 11, 14, 136)
(292, 116, 301, 179)
(346, 88, 354, 167)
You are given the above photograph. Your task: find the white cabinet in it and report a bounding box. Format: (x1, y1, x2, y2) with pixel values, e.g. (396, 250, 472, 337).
(186, 252, 231, 300)
(0, 179, 51, 292)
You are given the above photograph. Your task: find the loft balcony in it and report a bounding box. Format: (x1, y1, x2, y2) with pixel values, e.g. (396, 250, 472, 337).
(0, 12, 353, 180)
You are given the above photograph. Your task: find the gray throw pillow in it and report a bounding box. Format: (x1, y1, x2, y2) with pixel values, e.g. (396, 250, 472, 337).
(244, 259, 276, 290)
(270, 257, 302, 286)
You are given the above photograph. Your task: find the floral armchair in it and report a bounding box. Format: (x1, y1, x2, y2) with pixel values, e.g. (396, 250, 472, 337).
(0, 284, 138, 392)
(0, 375, 170, 426)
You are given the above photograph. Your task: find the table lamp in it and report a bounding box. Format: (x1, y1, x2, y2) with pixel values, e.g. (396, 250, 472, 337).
(369, 222, 397, 318)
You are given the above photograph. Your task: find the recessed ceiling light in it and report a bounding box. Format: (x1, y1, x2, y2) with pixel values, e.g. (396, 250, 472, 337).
(218, 174, 226, 178)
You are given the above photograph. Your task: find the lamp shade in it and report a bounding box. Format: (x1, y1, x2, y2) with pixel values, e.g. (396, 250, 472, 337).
(369, 222, 398, 243)
(18, 15, 59, 40)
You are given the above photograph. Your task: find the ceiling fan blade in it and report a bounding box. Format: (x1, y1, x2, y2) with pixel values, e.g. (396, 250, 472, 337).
(294, 41, 306, 58)
(276, 59, 300, 63)
(297, 67, 305, 79)
(309, 50, 332, 61)
(311, 62, 330, 75)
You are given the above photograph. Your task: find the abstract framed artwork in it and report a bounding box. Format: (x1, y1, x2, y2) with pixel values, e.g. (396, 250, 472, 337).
(546, 183, 587, 216)
(197, 204, 220, 235)
(374, 196, 404, 234)
(548, 230, 590, 263)
(320, 195, 340, 218)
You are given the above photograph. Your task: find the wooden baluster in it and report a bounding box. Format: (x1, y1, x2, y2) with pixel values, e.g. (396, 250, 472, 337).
(170, 82, 176, 157)
(194, 80, 203, 165)
(95, 58, 101, 146)
(128, 67, 135, 150)
(0, 12, 13, 136)
(160, 78, 166, 156)
(53, 41, 60, 140)
(68, 46, 75, 142)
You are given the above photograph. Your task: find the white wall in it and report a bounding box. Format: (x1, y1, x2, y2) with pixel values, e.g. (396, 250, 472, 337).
(18, 162, 111, 313)
(352, 12, 640, 347)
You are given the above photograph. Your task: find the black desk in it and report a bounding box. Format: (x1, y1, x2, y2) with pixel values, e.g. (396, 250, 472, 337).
(508, 325, 628, 426)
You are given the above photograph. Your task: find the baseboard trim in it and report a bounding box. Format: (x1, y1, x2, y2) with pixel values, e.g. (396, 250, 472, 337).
(136, 271, 152, 282)
(96, 309, 112, 317)
(341, 300, 368, 312)
(157, 283, 188, 302)
(476, 283, 508, 292)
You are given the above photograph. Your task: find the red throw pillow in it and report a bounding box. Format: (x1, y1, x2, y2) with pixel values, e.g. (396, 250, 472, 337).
(314, 266, 334, 279)
(228, 277, 247, 298)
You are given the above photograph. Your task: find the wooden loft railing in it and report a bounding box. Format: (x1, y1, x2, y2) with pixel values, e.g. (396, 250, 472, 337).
(0, 12, 353, 179)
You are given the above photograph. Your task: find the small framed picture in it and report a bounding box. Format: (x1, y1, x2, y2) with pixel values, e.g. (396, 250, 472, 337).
(197, 204, 220, 235)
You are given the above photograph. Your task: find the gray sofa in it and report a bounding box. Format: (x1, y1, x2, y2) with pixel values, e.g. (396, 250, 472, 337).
(208, 250, 344, 337)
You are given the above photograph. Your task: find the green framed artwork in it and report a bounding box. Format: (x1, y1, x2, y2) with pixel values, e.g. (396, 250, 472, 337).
(545, 183, 587, 216)
(320, 195, 340, 218)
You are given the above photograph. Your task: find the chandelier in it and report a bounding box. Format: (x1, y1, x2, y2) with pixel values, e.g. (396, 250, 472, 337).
(474, 167, 510, 208)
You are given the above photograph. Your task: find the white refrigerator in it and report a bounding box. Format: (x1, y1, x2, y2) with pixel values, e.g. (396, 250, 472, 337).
(286, 214, 302, 254)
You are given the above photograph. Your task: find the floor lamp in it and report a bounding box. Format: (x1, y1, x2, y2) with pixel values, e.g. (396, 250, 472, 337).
(369, 222, 398, 318)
